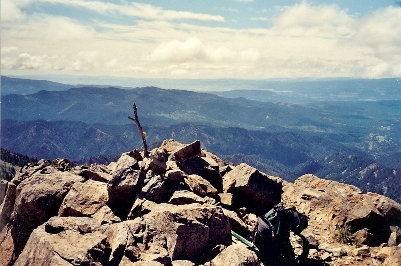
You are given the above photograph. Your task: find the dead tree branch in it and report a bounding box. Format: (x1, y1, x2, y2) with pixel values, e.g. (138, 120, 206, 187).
(128, 103, 149, 157)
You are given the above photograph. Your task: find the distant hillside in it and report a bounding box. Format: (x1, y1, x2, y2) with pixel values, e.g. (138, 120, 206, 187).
(1, 148, 38, 167)
(1, 76, 73, 95)
(210, 78, 401, 103)
(0, 148, 38, 181)
(2, 119, 400, 202)
(296, 153, 401, 201)
(2, 86, 400, 161)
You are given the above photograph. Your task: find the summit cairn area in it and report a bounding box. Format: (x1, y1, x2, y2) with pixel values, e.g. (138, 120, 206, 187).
(0, 139, 400, 265)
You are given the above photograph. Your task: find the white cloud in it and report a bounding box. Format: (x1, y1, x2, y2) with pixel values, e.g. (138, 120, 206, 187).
(2, 2, 401, 78)
(1, 0, 26, 22)
(150, 38, 233, 63)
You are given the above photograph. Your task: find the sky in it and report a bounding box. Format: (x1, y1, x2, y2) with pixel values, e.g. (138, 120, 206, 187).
(2, 0, 401, 80)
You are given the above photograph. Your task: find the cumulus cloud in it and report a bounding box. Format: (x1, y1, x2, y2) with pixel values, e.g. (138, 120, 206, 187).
(1, 0, 27, 22)
(150, 38, 233, 63)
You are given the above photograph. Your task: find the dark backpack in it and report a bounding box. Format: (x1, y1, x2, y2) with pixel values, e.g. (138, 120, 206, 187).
(254, 204, 308, 243)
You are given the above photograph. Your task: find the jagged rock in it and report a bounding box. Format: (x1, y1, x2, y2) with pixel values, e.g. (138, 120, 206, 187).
(14, 217, 107, 266)
(172, 260, 195, 266)
(184, 174, 218, 197)
(388, 226, 401, 247)
(145, 148, 168, 174)
(128, 197, 158, 219)
(160, 139, 185, 154)
(354, 228, 375, 245)
(140, 175, 179, 203)
(352, 246, 370, 257)
(104, 220, 137, 265)
(52, 158, 73, 172)
(129, 203, 231, 263)
(218, 193, 234, 208)
(0, 179, 8, 205)
(389, 232, 399, 247)
(222, 208, 251, 237)
(128, 149, 143, 161)
(0, 225, 16, 266)
(78, 164, 112, 183)
(172, 140, 201, 164)
(5, 167, 84, 259)
(202, 150, 226, 168)
(375, 246, 401, 266)
(92, 206, 121, 224)
(222, 163, 282, 214)
(108, 168, 144, 218)
(168, 190, 216, 205)
(59, 180, 109, 217)
(4, 139, 401, 266)
(179, 157, 222, 192)
(166, 169, 186, 182)
(283, 174, 401, 246)
(0, 182, 16, 228)
(166, 160, 180, 171)
(208, 243, 259, 266)
(114, 152, 140, 172)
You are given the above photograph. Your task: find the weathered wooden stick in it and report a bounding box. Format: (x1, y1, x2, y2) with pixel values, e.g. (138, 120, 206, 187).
(128, 103, 149, 157)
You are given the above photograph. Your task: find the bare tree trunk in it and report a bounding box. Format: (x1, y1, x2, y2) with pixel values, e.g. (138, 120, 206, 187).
(128, 103, 149, 157)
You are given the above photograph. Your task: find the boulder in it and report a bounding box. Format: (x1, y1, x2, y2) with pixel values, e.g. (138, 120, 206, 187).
(218, 193, 234, 208)
(168, 190, 216, 205)
(108, 168, 145, 218)
(160, 139, 185, 154)
(92, 206, 121, 225)
(179, 157, 222, 192)
(77, 164, 112, 183)
(222, 208, 251, 237)
(0, 179, 8, 205)
(184, 174, 218, 197)
(375, 246, 401, 266)
(0, 182, 16, 229)
(166, 169, 186, 183)
(222, 163, 282, 214)
(0, 225, 16, 266)
(112, 152, 140, 173)
(140, 175, 179, 203)
(9, 168, 84, 256)
(172, 260, 195, 266)
(145, 148, 168, 174)
(51, 158, 73, 172)
(14, 217, 108, 266)
(201, 150, 226, 168)
(283, 174, 401, 246)
(208, 243, 259, 266)
(172, 140, 201, 164)
(58, 180, 109, 217)
(352, 246, 370, 257)
(127, 202, 231, 263)
(354, 228, 375, 246)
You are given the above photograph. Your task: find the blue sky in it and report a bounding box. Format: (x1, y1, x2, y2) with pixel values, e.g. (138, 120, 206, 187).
(2, 0, 401, 79)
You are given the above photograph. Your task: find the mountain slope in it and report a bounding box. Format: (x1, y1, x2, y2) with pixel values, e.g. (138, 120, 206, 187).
(1, 76, 73, 95)
(3, 119, 399, 202)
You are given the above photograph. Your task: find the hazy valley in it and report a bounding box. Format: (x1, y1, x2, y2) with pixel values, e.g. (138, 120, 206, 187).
(1, 76, 400, 202)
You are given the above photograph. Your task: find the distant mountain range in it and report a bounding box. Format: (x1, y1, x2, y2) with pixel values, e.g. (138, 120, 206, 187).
(1, 76, 400, 202)
(209, 78, 401, 103)
(1, 76, 73, 95)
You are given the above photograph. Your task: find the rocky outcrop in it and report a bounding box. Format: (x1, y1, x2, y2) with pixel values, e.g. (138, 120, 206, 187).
(223, 163, 282, 214)
(1, 140, 400, 265)
(283, 174, 401, 265)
